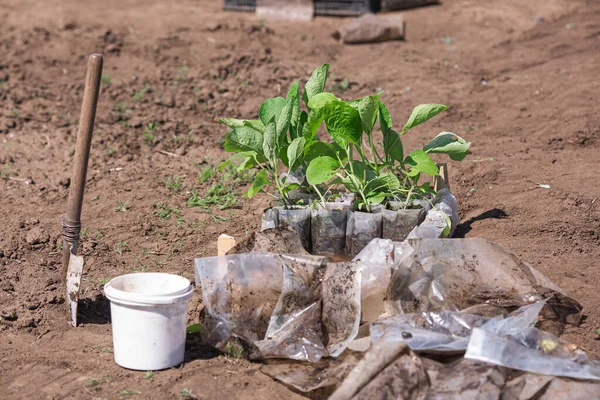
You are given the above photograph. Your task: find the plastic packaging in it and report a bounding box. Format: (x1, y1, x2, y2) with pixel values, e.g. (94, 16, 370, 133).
(406, 188, 458, 239)
(256, 255, 328, 362)
(275, 206, 312, 251)
(322, 262, 362, 357)
(261, 208, 279, 231)
(466, 327, 600, 380)
(370, 301, 546, 355)
(195, 252, 284, 350)
(311, 203, 349, 254)
(385, 239, 583, 326)
(382, 207, 426, 242)
(345, 208, 383, 256)
(103, 273, 194, 370)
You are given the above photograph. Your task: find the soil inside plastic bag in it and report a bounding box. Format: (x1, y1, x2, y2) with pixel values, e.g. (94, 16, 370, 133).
(311, 203, 349, 254)
(345, 208, 383, 256)
(275, 206, 312, 252)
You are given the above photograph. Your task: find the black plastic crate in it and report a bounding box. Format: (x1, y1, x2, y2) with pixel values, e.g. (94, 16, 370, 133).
(224, 0, 256, 12)
(223, 0, 379, 16)
(314, 0, 378, 16)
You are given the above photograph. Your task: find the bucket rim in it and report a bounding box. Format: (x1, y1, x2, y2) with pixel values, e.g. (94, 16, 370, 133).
(103, 273, 194, 306)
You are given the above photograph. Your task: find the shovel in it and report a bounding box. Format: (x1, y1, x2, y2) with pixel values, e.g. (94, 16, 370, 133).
(62, 53, 103, 327)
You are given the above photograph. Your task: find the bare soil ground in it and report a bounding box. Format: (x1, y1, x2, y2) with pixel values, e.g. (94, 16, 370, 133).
(1, 0, 599, 398)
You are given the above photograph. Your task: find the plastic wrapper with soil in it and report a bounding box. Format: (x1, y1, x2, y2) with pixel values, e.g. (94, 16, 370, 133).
(407, 188, 458, 239)
(311, 203, 349, 254)
(385, 238, 583, 327)
(382, 203, 426, 242)
(370, 301, 546, 355)
(256, 254, 328, 362)
(345, 208, 383, 256)
(353, 239, 413, 322)
(322, 262, 362, 357)
(229, 227, 308, 256)
(274, 206, 312, 251)
(195, 253, 284, 352)
(465, 325, 600, 381)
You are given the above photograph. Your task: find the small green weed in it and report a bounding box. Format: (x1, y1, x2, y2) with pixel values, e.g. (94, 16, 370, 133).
(133, 83, 151, 102)
(117, 389, 141, 398)
(94, 229, 103, 240)
(98, 277, 110, 285)
(143, 122, 157, 146)
(101, 74, 112, 86)
(175, 65, 189, 82)
(188, 164, 254, 211)
(164, 176, 185, 193)
(107, 147, 117, 157)
(154, 203, 182, 220)
(197, 165, 216, 183)
(114, 241, 130, 255)
(180, 388, 196, 399)
(224, 342, 245, 359)
(115, 201, 129, 212)
(143, 371, 154, 380)
(85, 377, 100, 388)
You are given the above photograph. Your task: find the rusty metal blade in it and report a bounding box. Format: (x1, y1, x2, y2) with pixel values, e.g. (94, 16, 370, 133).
(256, 0, 313, 21)
(66, 254, 84, 327)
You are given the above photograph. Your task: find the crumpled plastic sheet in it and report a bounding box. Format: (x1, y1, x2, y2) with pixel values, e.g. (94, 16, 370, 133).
(385, 238, 583, 327)
(466, 325, 600, 381)
(407, 188, 458, 239)
(195, 252, 329, 361)
(370, 301, 546, 355)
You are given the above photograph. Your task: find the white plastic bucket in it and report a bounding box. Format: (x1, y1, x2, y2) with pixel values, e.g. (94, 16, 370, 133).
(104, 273, 194, 370)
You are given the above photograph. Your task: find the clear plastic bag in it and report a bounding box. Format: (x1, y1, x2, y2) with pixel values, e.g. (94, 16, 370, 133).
(274, 206, 312, 251)
(257, 254, 328, 362)
(322, 262, 362, 357)
(370, 301, 546, 355)
(195, 252, 284, 351)
(345, 209, 383, 256)
(466, 327, 600, 380)
(385, 239, 583, 327)
(311, 203, 349, 254)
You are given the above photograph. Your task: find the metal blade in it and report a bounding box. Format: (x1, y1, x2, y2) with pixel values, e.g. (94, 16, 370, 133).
(66, 254, 84, 327)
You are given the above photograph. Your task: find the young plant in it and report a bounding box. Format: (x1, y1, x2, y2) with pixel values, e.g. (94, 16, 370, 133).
(305, 81, 470, 211)
(218, 64, 331, 208)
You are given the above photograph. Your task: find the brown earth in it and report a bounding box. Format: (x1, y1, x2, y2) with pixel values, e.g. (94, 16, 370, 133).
(1, 0, 599, 398)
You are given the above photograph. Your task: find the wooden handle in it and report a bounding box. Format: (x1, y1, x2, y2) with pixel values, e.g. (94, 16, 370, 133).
(62, 54, 103, 268)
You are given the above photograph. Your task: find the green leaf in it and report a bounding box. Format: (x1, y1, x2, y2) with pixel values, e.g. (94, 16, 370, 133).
(348, 160, 376, 181)
(287, 80, 301, 125)
(358, 94, 381, 134)
(279, 145, 290, 167)
(323, 100, 363, 147)
(298, 111, 308, 139)
(303, 63, 329, 105)
(243, 120, 265, 133)
(405, 150, 439, 176)
(259, 97, 286, 125)
(305, 107, 324, 140)
(263, 118, 277, 161)
(287, 137, 306, 171)
(304, 141, 346, 162)
(364, 172, 401, 194)
(218, 151, 265, 172)
(307, 92, 337, 110)
(402, 104, 448, 133)
(247, 169, 269, 198)
(306, 156, 340, 185)
(383, 129, 404, 164)
(277, 100, 293, 143)
(281, 183, 301, 194)
(366, 191, 387, 205)
(219, 118, 265, 133)
(379, 102, 393, 133)
(224, 126, 264, 156)
(186, 324, 201, 334)
(423, 132, 471, 161)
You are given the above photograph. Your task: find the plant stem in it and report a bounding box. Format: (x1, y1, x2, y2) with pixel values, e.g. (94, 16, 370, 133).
(312, 184, 327, 209)
(367, 133, 381, 175)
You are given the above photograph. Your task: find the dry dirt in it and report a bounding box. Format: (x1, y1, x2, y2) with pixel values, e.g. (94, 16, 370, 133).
(1, 0, 599, 398)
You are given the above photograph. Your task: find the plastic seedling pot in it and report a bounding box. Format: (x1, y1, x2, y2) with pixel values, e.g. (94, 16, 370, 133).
(345, 205, 384, 256)
(104, 273, 194, 370)
(274, 205, 312, 251)
(311, 203, 349, 254)
(382, 200, 429, 242)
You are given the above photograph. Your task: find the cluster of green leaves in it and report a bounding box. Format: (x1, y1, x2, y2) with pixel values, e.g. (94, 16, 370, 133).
(219, 64, 471, 211)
